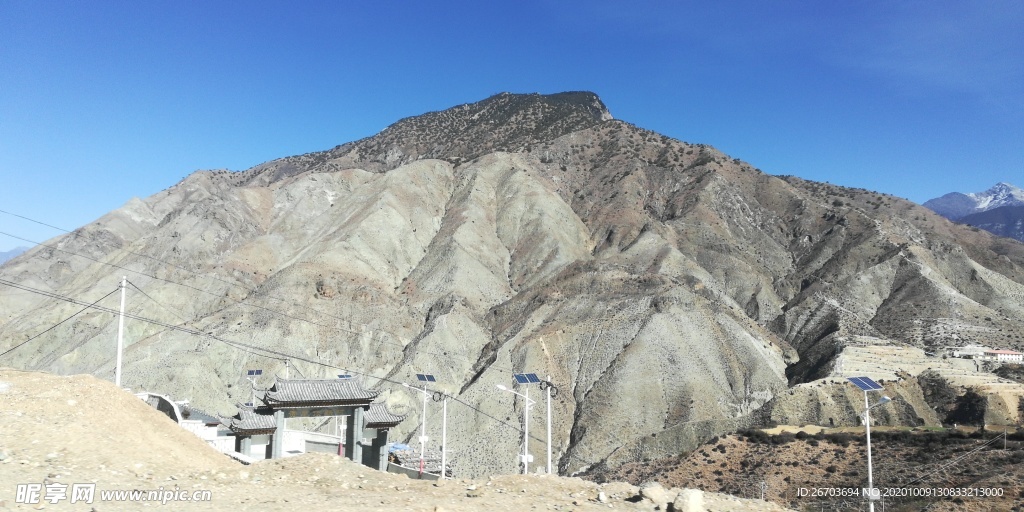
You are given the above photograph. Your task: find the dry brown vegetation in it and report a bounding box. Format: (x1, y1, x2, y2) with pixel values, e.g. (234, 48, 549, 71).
(589, 430, 1024, 511)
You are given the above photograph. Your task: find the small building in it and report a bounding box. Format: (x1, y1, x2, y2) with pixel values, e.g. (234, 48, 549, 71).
(951, 345, 992, 358)
(984, 349, 1024, 363)
(223, 404, 277, 459)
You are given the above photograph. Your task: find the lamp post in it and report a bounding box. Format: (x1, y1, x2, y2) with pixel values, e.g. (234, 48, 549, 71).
(115, 276, 126, 388)
(404, 373, 438, 478)
(862, 394, 891, 512)
(538, 376, 560, 474)
(546, 377, 551, 474)
(848, 376, 890, 512)
(403, 382, 430, 477)
(432, 391, 448, 479)
(496, 383, 536, 474)
(245, 369, 263, 406)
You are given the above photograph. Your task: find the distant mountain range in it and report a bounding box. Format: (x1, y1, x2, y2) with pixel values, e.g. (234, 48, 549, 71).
(923, 182, 1024, 241)
(0, 246, 27, 264)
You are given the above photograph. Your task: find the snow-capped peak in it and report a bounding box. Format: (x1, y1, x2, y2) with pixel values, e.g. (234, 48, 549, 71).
(966, 182, 1024, 211)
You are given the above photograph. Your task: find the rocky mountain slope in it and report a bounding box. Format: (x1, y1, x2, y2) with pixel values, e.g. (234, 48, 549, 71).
(2, 92, 1024, 479)
(924, 183, 1024, 242)
(959, 205, 1024, 242)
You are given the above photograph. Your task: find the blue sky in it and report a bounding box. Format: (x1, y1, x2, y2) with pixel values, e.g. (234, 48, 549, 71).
(1, 1, 1022, 251)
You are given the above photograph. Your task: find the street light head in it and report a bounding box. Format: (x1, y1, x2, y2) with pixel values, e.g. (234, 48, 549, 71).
(496, 384, 507, 391)
(879, 396, 892, 404)
(402, 382, 410, 388)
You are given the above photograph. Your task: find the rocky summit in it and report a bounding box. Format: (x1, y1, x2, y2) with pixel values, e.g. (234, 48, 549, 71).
(2, 92, 1024, 478)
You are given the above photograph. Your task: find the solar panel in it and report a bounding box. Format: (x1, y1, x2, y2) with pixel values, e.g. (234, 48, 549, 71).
(337, 374, 351, 379)
(847, 376, 884, 391)
(416, 374, 436, 382)
(246, 369, 263, 377)
(513, 373, 541, 384)
(426, 375, 436, 382)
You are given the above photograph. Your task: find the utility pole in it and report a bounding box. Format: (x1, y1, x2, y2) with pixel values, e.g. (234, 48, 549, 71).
(441, 394, 448, 479)
(115, 276, 126, 388)
(523, 383, 530, 475)
(419, 383, 428, 477)
(546, 375, 552, 474)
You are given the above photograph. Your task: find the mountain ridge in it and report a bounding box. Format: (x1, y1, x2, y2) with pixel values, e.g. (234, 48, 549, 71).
(924, 182, 1024, 242)
(2, 92, 1024, 478)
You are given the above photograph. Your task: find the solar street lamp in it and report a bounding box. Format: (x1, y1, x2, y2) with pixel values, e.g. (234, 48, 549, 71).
(848, 377, 890, 512)
(245, 369, 263, 406)
(404, 373, 436, 478)
(497, 372, 541, 474)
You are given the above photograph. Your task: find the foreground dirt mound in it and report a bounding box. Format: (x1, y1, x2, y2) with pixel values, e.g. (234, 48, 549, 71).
(0, 370, 792, 511)
(0, 368, 237, 477)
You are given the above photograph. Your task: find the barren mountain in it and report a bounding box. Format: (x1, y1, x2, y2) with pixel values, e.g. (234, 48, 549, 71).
(2, 92, 1024, 479)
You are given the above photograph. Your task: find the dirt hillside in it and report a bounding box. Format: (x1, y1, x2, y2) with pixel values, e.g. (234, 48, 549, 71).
(592, 431, 1024, 512)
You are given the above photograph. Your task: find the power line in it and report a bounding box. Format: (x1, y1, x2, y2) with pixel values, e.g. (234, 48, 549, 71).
(126, 279, 190, 324)
(0, 286, 120, 359)
(0, 208, 393, 330)
(0, 208, 67, 232)
(0, 230, 344, 329)
(1, 208, 553, 435)
(901, 433, 1005, 487)
(0, 225, 526, 376)
(0, 278, 531, 438)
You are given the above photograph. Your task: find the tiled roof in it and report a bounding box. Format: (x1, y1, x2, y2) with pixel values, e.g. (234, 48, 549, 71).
(182, 406, 221, 425)
(263, 377, 379, 407)
(364, 402, 405, 429)
(222, 404, 277, 434)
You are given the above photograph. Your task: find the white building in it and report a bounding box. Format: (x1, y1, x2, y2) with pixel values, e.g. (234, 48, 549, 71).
(984, 349, 1024, 363)
(951, 345, 991, 358)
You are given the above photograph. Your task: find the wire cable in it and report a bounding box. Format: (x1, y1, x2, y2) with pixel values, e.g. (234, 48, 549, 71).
(0, 208, 401, 332)
(902, 433, 1005, 487)
(0, 228, 527, 377)
(0, 278, 531, 437)
(0, 286, 120, 359)
(126, 279, 191, 324)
